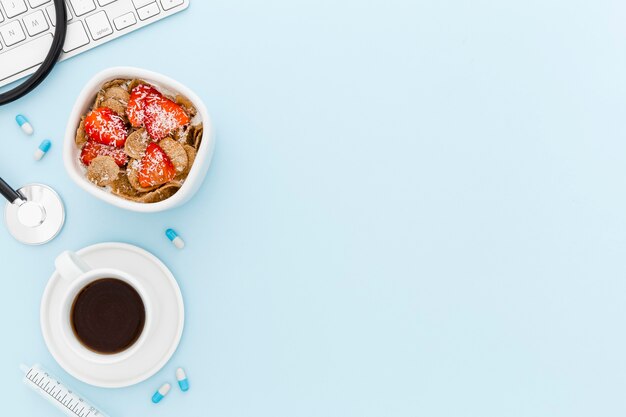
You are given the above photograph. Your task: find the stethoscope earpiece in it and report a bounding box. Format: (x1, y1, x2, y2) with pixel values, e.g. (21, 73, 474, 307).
(2, 179, 65, 245)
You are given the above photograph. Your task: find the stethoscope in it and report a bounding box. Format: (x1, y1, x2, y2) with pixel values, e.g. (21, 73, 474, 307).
(1, 179, 65, 245)
(1, 0, 67, 245)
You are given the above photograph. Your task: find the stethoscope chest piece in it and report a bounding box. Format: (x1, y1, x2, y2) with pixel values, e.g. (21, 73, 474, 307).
(5, 184, 65, 245)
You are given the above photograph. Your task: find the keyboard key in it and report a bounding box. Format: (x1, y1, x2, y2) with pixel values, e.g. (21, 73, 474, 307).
(68, 0, 95, 17)
(0, 0, 188, 89)
(22, 9, 49, 36)
(85, 10, 112, 40)
(46, 3, 72, 26)
(160, 0, 183, 11)
(0, 33, 52, 81)
(28, 0, 50, 7)
(137, 3, 158, 20)
(132, 0, 153, 7)
(1, 0, 27, 18)
(113, 12, 135, 30)
(62, 20, 89, 52)
(0, 20, 25, 46)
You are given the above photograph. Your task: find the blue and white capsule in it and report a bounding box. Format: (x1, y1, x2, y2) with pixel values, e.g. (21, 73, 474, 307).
(176, 367, 189, 392)
(166, 228, 185, 249)
(34, 139, 51, 161)
(151, 383, 171, 403)
(15, 114, 34, 135)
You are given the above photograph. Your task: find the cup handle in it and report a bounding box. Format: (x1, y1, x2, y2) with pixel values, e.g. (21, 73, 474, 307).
(55, 251, 91, 281)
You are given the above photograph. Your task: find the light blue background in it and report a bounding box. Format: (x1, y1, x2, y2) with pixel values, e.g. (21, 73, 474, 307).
(1, 0, 625, 415)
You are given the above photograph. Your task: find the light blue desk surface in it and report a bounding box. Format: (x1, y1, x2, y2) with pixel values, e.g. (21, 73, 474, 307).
(1, 1, 626, 416)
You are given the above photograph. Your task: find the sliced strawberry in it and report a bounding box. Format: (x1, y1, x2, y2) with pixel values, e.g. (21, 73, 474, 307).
(143, 95, 190, 141)
(127, 84, 161, 127)
(138, 142, 176, 188)
(80, 140, 128, 167)
(84, 107, 128, 147)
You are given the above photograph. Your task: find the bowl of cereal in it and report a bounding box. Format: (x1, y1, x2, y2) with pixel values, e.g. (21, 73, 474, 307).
(64, 67, 214, 212)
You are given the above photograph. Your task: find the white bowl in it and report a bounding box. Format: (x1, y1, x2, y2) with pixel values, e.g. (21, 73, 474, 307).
(64, 67, 215, 213)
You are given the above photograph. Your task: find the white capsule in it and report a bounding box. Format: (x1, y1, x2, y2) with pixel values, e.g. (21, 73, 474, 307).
(34, 139, 51, 161)
(152, 383, 171, 403)
(165, 228, 185, 249)
(176, 367, 189, 391)
(16, 114, 34, 135)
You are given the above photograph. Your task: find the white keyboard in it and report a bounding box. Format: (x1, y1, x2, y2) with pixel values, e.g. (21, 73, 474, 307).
(0, 0, 189, 88)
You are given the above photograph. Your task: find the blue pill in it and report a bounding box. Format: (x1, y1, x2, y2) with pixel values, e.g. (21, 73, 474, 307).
(176, 368, 189, 392)
(166, 228, 185, 249)
(34, 140, 51, 161)
(15, 114, 33, 135)
(152, 383, 170, 403)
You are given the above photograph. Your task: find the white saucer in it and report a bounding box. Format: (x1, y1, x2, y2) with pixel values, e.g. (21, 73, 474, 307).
(40, 242, 184, 388)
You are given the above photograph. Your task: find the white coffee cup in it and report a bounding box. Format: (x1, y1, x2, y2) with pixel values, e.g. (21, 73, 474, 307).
(54, 251, 152, 364)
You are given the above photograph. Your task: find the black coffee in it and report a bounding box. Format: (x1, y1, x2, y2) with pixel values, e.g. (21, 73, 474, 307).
(71, 278, 146, 354)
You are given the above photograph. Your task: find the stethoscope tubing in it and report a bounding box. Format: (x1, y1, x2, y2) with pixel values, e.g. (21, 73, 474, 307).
(0, 177, 22, 204)
(0, 0, 68, 204)
(0, 0, 67, 105)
